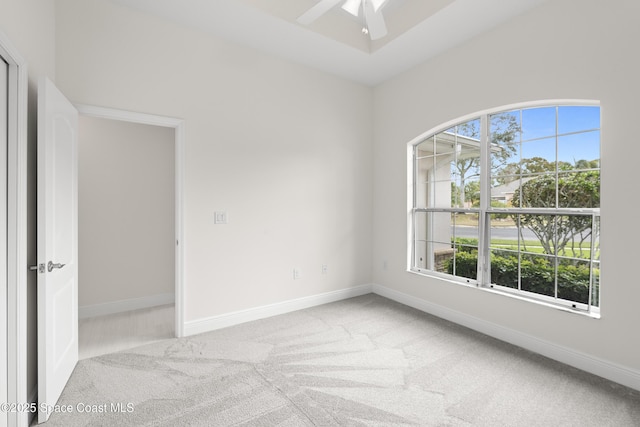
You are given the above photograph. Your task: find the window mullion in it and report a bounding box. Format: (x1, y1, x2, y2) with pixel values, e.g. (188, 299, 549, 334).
(587, 213, 597, 313)
(477, 114, 491, 286)
(411, 145, 417, 270)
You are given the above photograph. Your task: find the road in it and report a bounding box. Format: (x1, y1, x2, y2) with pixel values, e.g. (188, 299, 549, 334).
(453, 226, 537, 240)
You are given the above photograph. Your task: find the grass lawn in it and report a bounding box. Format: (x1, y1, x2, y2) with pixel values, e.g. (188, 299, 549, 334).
(452, 214, 599, 259)
(456, 237, 597, 258)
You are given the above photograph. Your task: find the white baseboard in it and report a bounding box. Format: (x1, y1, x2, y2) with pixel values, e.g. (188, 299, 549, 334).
(372, 283, 640, 392)
(180, 281, 640, 392)
(79, 292, 175, 319)
(183, 284, 373, 337)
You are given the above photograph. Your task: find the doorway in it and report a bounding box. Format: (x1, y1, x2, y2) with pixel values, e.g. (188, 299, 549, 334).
(77, 115, 176, 358)
(75, 105, 185, 355)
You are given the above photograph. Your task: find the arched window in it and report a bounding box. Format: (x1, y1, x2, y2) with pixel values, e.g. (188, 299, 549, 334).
(410, 101, 600, 314)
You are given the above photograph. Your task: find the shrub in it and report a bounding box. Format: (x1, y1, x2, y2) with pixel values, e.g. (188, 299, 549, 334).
(445, 252, 595, 305)
(447, 250, 478, 279)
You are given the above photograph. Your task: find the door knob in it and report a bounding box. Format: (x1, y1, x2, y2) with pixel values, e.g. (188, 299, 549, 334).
(48, 261, 66, 272)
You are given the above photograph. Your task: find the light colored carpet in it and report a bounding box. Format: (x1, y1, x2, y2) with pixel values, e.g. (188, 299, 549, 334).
(44, 294, 640, 426)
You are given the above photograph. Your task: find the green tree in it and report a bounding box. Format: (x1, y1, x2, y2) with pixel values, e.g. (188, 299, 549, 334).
(511, 168, 599, 256)
(465, 180, 481, 207)
(495, 157, 571, 184)
(450, 182, 461, 207)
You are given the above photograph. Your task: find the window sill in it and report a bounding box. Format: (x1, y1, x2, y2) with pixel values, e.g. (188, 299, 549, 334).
(407, 268, 601, 319)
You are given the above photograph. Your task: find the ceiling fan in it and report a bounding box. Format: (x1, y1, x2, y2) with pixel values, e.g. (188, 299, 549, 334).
(297, 0, 389, 40)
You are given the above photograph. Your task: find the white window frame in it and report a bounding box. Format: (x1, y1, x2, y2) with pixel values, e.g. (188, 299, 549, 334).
(408, 100, 601, 317)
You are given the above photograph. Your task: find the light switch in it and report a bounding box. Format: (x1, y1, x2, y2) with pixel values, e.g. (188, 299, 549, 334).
(214, 211, 228, 224)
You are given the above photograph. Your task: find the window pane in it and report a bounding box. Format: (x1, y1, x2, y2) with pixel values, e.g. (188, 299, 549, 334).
(554, 215, 594, 257)
(558, 172, 600, 209)
(415, 155, 432, 209)
(513, 214, 542, 255)
(452, 212, 478, 244)
(460, 177, 480, 208)
(430, 179, 456, 208)
(519, 213, 556, 255)
(518, 174, 557, 208)
(414, 240, 427, 270)
(491, 249, 518, 289)
(489, 213, 518, 252)
(413, 211, 427, 244)
(416, 137, 435, 156)
(557, 131, 600, 170)
(450, 118, 481, 139)
(522, 107, 556, 141)
(452, 248, 477, 281)
(414, 211, 426, 239)
(593, 216, 600, 261)
(429, 211, 453, 247)
(592, 261, 600, 307)
(450, 135, 480, 209)
(557, 259, 591, 304)
(520, 253, 555, 297)
(490, 110, 521, 175)
(433, 133, 457, 156)
(450, 213, 478, 277)
(558, 106, 600, 135)
(491, 110, 521, 141)
(491, 142, 519, 178)
(414, 211, 452, 270)
(491, 177, 525, 207)
(416, 128, 481, 209)
(521, 137, 556, 170)
(556, 215, 594, 259)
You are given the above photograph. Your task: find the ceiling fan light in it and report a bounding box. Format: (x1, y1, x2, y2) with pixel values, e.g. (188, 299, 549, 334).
(342, 0, 361, 17)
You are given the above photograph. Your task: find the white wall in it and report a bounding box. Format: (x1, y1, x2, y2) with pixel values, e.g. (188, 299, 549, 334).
(78, 116, 175, 310)
(55, 0, 374, 323)
(0, 0, 56, 82)
(0, 0, 56, 408)
(373, 0, 640, 371)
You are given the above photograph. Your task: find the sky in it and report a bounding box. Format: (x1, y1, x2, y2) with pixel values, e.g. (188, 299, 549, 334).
(492, 105, 601, 166)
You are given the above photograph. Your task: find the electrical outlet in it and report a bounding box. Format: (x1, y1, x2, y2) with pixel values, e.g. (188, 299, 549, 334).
(293, 268, 301, 280)
(321, 264, 328, 274)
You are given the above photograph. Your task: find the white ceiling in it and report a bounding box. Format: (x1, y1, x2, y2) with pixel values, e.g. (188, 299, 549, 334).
(109, 0, 549, 86)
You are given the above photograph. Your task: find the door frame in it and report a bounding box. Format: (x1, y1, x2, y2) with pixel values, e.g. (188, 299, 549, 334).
(1, 29, 28, 427)
(75, 104, 185, 337)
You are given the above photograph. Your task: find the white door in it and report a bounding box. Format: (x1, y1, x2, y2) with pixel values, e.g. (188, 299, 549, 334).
(37, 77, 79, 424)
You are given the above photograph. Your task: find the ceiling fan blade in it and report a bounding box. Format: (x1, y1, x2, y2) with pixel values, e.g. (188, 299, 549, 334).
(297, 0, 343, 25)
(370, 0, 387, 12)
(342, 0, 361, 17)
(364, 0, 387, 40)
